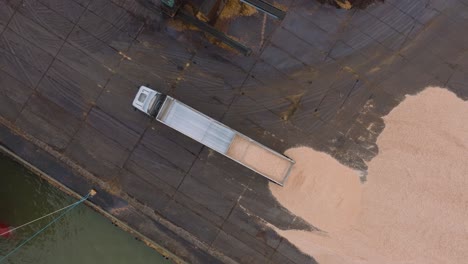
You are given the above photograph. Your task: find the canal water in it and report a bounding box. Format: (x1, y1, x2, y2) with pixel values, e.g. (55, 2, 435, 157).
(0, 153, 171, 264)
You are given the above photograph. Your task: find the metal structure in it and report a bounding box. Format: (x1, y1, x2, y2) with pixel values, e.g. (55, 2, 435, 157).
(177, 10, 252, 56)
(154, 0, 287, 55)
(240, 0, 286, 20)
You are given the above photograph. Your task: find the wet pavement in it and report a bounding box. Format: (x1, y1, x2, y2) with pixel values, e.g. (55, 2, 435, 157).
(0, 0, 467, 263)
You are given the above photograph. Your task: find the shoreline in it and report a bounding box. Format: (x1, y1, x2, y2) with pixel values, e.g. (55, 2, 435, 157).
(0, 144, 184, 264)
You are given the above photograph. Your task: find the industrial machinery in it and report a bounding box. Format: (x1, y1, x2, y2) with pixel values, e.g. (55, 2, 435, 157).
(156, 0, 286, 55)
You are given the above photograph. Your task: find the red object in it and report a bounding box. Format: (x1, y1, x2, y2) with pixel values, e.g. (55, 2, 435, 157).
(0, 222, 13, 238)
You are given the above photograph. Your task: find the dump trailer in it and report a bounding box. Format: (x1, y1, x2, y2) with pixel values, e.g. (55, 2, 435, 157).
(132, 86, 294, 186)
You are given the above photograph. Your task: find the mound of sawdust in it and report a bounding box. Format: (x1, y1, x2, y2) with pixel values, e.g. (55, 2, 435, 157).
(335, 0, 352, 9)
(270, 87, 468, 264)
(270, 147, 362, 232)
(219, 0, 257, 20)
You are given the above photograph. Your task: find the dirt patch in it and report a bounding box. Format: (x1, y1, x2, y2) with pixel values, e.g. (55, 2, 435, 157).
(209, 0, 257, 52)
(219, 0, 257, 20)
(106, 176, 122, 195)
(166, 0, 256, 54)
(281, 92, 304, 121)
(204, 34, 241, 53)
(166, 18, 200, 32)
(335, 0, 352, 9)
(166, 4, 201, 32)
(270, 87, 468, 263)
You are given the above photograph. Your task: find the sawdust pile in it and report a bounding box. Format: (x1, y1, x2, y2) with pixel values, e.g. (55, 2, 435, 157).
(219, 0, 257, 20)
(270, 87, 468, 263)
(270, 147, 362, 232)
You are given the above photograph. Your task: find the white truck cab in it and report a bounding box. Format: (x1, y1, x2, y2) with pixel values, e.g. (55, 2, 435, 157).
(132, 86, 163, 117)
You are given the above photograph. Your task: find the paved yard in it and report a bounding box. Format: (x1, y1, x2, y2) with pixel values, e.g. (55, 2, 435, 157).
(0, 0, 467, 263)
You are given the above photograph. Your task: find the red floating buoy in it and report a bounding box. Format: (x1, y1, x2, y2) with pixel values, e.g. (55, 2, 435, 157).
(0, 222, 13, 238)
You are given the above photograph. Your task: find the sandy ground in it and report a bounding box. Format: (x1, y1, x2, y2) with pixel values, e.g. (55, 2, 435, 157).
(269, 147, 362, 232)
(269, 87, 468, 264)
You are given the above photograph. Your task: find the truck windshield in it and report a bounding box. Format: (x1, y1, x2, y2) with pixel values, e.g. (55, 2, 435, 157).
(138, 93, 147, 103)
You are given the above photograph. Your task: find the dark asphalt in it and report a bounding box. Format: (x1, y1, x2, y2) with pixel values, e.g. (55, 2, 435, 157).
(1, 0, 467, 263)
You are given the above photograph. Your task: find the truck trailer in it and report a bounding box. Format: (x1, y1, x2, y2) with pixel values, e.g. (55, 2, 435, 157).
(132, 86, 294, 186)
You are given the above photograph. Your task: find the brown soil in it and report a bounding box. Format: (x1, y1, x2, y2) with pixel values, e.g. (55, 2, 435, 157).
(211, 0, 257, 52)
(106, 177, 122, 195)
(167, 0, 257, 53)
(269, 87, 468, 263)
(205, 34, 240, 53)
(166, 4, 201, 32)
(166, 11, 200, 32)
(281, 92, 304, 121)
(219, 0, 257, 20)
(227, 134, 292, 183)
(317, 0, 384, 9)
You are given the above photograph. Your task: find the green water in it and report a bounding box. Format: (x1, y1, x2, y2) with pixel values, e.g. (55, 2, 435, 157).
(0, 153, 171, 264)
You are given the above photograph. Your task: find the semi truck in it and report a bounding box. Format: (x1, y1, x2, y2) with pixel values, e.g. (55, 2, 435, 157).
(132, 86, 294, 186)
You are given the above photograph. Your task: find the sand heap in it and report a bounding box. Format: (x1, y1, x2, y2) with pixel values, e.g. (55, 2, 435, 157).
(269, 87, 468, 264)
(270, 148, 362, 232)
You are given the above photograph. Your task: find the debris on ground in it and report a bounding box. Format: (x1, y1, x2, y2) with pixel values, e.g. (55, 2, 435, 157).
(165, 0, 256, 53)
(281, 92, 304, 121)
(219, 0, 258, 20)
(167, 18, 200, 32)
(317, 0, 384, 9)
